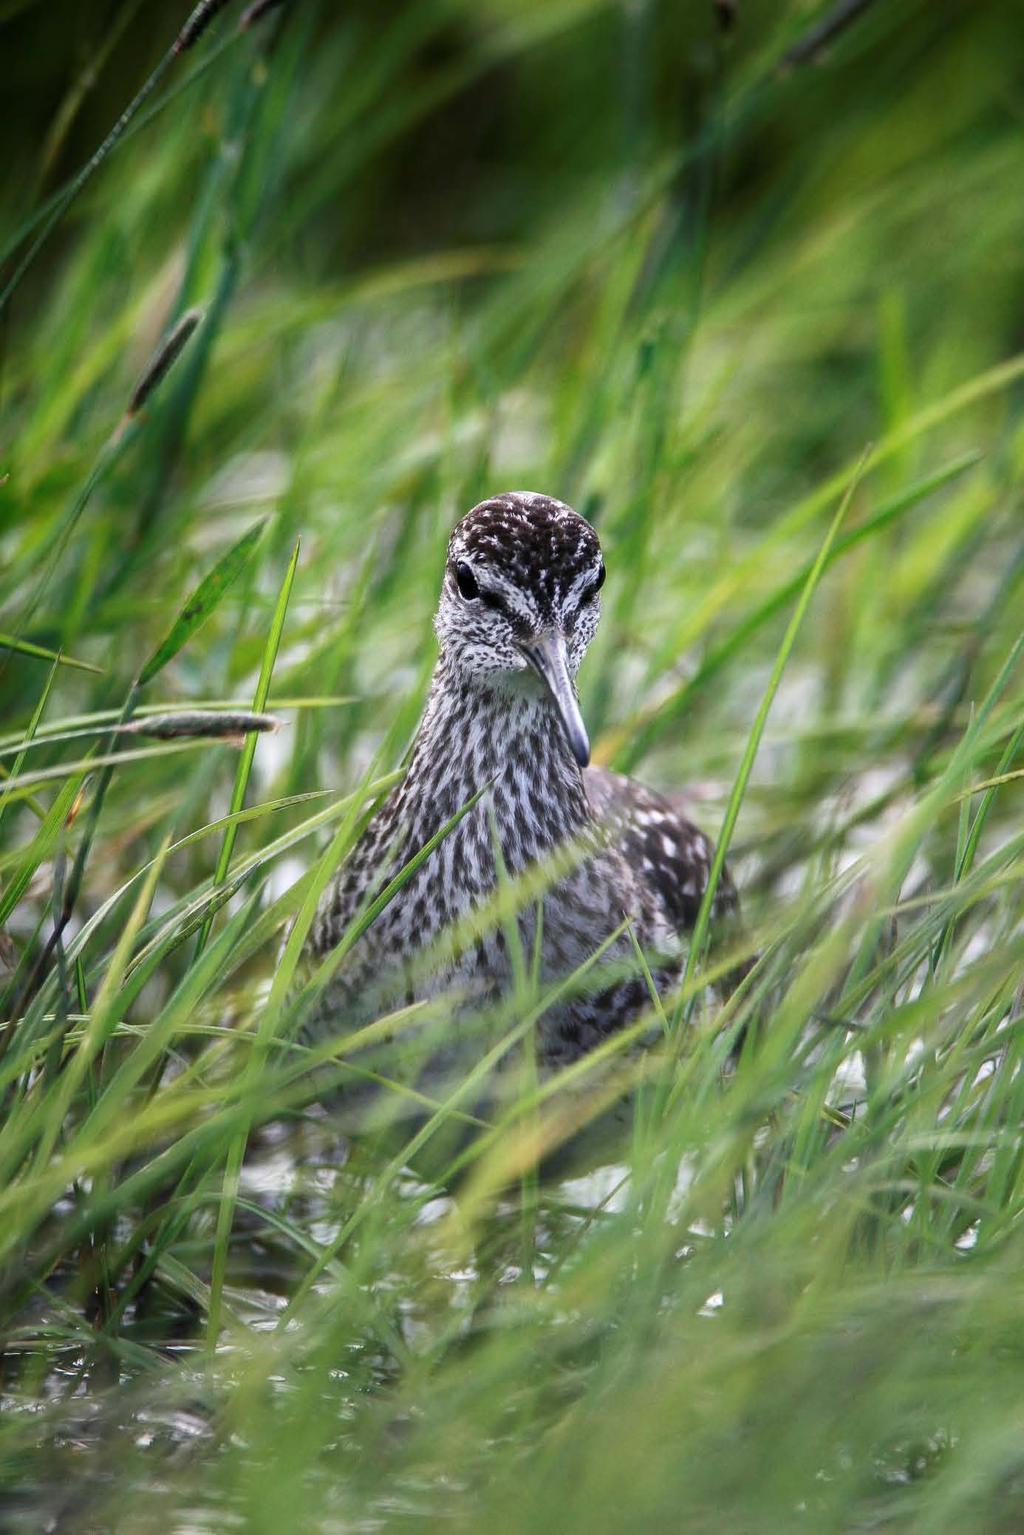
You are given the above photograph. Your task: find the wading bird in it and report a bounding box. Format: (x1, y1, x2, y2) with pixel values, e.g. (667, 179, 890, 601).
(304, 492, 741, 1132)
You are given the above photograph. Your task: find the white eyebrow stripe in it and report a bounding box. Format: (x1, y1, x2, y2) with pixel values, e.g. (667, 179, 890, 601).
(563, 564, 602, 607)
(482, 577, 534, 622)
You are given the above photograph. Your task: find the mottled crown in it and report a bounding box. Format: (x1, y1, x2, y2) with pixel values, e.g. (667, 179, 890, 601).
(448, 491, 601, 608)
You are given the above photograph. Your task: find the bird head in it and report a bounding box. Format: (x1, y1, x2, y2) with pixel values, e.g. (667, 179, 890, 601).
(435, 491, 605, 768)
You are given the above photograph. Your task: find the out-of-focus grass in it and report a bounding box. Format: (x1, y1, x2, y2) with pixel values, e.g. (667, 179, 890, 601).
(2, 1, 1024, 1530)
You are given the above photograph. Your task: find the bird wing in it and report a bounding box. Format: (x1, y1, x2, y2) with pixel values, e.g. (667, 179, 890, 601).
(583, 765, 739, 933)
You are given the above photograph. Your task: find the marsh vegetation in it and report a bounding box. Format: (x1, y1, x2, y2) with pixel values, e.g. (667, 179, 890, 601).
(2, 1, 1024, 1529)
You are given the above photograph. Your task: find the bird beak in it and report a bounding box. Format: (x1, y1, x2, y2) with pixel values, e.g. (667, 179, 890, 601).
(520, 630, 590, 769)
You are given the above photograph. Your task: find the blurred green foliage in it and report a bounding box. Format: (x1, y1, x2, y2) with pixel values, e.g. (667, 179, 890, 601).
(3, 1, 1024, 1530)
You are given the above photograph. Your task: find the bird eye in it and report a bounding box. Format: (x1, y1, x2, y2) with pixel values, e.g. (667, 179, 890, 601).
(454, 561, 479, 600)
(587, 562, 606, 599)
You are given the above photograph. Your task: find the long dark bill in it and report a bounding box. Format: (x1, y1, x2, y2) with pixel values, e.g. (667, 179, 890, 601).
(521, 630, 590, 769)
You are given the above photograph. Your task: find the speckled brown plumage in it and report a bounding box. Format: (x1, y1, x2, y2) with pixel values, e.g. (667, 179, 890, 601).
(304, 492, 740, 1076)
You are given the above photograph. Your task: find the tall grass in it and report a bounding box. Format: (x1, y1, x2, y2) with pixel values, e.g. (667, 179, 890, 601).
(2, 0, 1024, 1529)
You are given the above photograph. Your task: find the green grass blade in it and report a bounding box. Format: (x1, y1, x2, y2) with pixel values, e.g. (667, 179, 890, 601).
(677, 451, 869, 1018)
(195, 536, 299, 956)
(0, 635, 101, 675)
(136, 521, 266, 688)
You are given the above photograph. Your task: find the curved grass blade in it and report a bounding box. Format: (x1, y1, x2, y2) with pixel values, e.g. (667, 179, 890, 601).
(0, 659, 59, 835)
(0, 739, 255, 805)
(612, 451, 981, 770)
(0, 635, 100, 675)
(0, 5, 239, 315)
(137, 521, 266, 687)
(24, 837, 170, 1181)
(195, 536, 299, 957)
(0, 775, 85, 931)
(676, 449, 870, 1022)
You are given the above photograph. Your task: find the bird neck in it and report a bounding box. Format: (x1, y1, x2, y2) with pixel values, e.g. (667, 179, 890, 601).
(400, 652, 590, 861)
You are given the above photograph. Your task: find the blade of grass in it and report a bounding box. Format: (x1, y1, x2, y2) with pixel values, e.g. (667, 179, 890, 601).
(611, 451, 980, 769)
(676, 449, 870, 1024)
(0, 658, 59, 836)
(137, 522, 266, 688)
(0, 634, 100, 675)
(25, 837, 170, 1179)
(195, 536, 297, 955)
